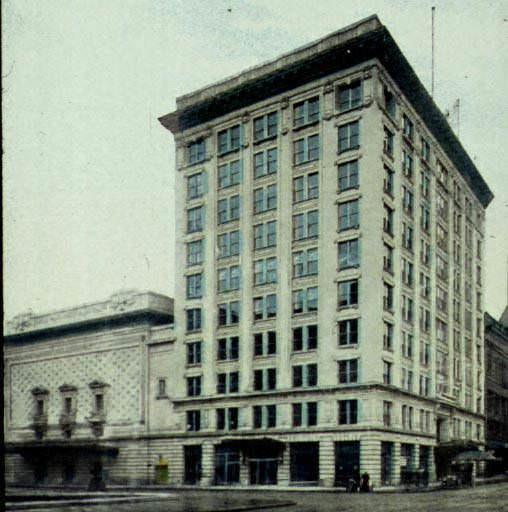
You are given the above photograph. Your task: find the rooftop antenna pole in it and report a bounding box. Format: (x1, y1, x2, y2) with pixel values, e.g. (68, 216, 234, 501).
(432, 6, 436, 98)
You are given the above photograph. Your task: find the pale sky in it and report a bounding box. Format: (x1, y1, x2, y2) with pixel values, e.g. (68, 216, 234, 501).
(3, 0, 508, 321)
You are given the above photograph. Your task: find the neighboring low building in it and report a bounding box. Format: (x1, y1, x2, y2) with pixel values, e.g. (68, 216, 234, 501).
(484, 308, 508, 474)
(4, 290, 175, 486)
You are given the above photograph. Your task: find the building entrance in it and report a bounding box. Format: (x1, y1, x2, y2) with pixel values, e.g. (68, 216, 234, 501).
(335, 441, 360, 486)
(184, 445, 202, 484)
(290, 442, 319, 482)
(381, 441, 394, 485)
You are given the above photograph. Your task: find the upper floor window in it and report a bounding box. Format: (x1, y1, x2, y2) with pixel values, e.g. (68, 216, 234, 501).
(293, 402, 318, 427)
(421, 137, 430, 162)
(216, 407, 239, 430)
(186, 308, 202, 332)
(254, 184, 277, 213)
(253, 294, 276, 321)
(338, 318, 358, 346)
(294, 134, 319, 165)
(338, 81, 362, 111)
(187, 410, 200, 431)
(338, 239, 359, 269)
(254, 368, 277, 391)
(187, 342, 202, 365)
(294, 97, 319, 127)
(383, 127, 394, 156)
(253, 405, 276, 428)
(186, 273, 203, 299)
(383, 361, 392, 384)
(293, 248, 318, 278)
(338, 199, 359, 231)
(383, 205, 394, 235)
(293, 325, 318, 351)
(218, 230, 240, 259)
(254, 331, 277, 356)
(293, 210, 318, 240)
(188, 139, 206, 165)
(383, 86, 396, 117)
(403, 150, 413, 180)
(421, 168, 430, 199)
(187, 376, 201, 397)
(217, 371, 239, 394)
(254, 111, 278, 141)
(383, 283, 394, 311)
(187, 239, 204, 266)
(292, 363, 318, 387)
(187, 172, 205, 199)
(217, 265, 240, 292)
(218, 160, 241, 189)
(218, 125, 241, 155)
(218, 195, 240, 224)
(292, 287, 318, 314)
(383, 243, 393, 273)
(217, 337, 239, 361)
(254, 221, 276, 250)
(383, 321, 393, 351)
(338, 399, 358, 424)
(187, 206, 204, 233)
(383, 165, 394, 195)
(338, 160, 359, 191)
(338, 279, 359, 308)
(403, 114, 414, 142)
(338, 121, 360, 153)
(218, 301, 239, 326)
(338, 358, 358, 384)
(254, 257, 277, 286)
(254, 148, 277, 178)
(293, 172, 319, 202)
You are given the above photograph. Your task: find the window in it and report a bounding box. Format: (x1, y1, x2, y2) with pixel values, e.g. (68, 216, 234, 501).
(187, 206, 204, 233)
(293, 248, 318, 277)
(187, 172, 204, 199)
(64, 396, 73, 414)
(188, 139, 206, 164)
(293, 402, 318, 427)
(420, 239, 431, 266)
(383, 127, 394, 155)
(253, 405, 277, 428)
(383, 322, 393, 351)
(338, 400, 358, 424)
(384, 165, 394, 195)
(401, 259, 414, 287)
(421, 168, 430, 199)
(383, 283, 394, 311)
(156, 378, 167, 398)
(401, 331, 414, 359)
(218, 230, 240, 259)
(293, 325, 318, 351)
(218, 301, 239, 326)
(338, 239, 359, 270)
(401, 367, 414, 391)
(293, 210, 318, 240)
(338, 81, 362, 111)
(294, 97, 319, 127)
(436, 254, 448, 281)
(421, 138, 430, 162)
(218, 195, 240, 224)
(436, 286, 448, 313)
(436, 161, 449, 187)
(186, 273, 202, 299)
(218, 160, 241, 189)
(421, 204, 430, 232)
(218, 125, 241, 155)
(254, 368, 277, 391)
(294, 134, 319, 164)
(253, 184, 277, 213)
(292, 287, 318, 314)
(253, 294, 277, 320)
(254, 257, 277, 285)
(338, 359, 358, 384)
(420, 273, 430, 299)
(293, 172, 319, 202)
(402, 185, 414, 215)
(338, 121, 360, 153)
(338, 200, 359, 231)
(437, 192, 448, 221)
(187, 376, 201, 397)
(383, 361, 392, 384)
(383, 243, 393, 273)
(401, 295, 414, 323)
(403, 150, 413, 180)
(217, 265, 240, 292)
(383, 401, 392, 426)
(402, 405, 413, 430)
(216, 407, 239, 430)
(254, 331, 277, 356)
(292, 363, 318, 387)
(403, 114, 414, 142)
(419, 374, 430, 396)
(254, 221, 276, 250)
(383, 205, 394, 235)
(187, 239, 204, 266)
(436, 318, 448, 344)
(338, 319, 358, 346)
(338, 280, 358, 307)
(186, 308, 202, 332)
(254, 111, 278, 141)
(254, 147, 277, 178)
(187, 410, 201, 431)
(187, 342, 202, 365)
(217, 337, 239, 361)
(338, 160, 359, 191)
(402, 222, 414, 251)
(217, 371, 239, 394)
(384, 86, 396, 116)
(95, 394, 104, 413)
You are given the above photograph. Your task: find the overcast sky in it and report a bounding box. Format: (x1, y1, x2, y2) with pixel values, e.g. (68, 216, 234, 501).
(3, 0, 508, 321)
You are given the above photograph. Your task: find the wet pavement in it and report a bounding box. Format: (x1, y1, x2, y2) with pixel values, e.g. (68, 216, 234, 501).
(6, 482, 508, 512)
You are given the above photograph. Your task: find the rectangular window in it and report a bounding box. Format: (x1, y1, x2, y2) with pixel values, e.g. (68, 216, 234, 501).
(187, 239, 204, 266)
(401, 259, 414, 287)
(187, 172, 204, 199)
(218, 230, 240, 259)
(187, 206, 204, 233)
(187, 410, 201, 431)
(253, 405, 277, 428)
(383, 127, 394, 155)
(383, 361, 392, 384)
(187, 341, 202, 365)
(293, 210, 318, 240)
(403, 114, 414, 142)
(188, 139, 206, 165)
(218, 160, 241, 189)
(293, 248, 318, 277)
(187, 376, 201, 397)
(157, 379, 166, 397)
(186, 273, 202, 299)
(383, 321, 393, 350)
(403, 150, 413, 180)
(338, 318, 358, 346)
(338, 200, 359, 231)
(253, 184, 277, 213)
(218, 195, 240, 224)
(421, 168, 430, 199)
(338, 239, 359, 269)
(217, 371, 239, 394)
(253, 294, 277, 321)
(383, 243, 393, 273)
(292, 287, 318, 314)
(294, 97, 319, 127)
(338, 359, 358, 384)
(402, 222, 414, 251)
(216, 407, 239, 430)
(254, 221, 276, 250)
(186, 308, 202, 332)
(338, 121, 360, 153)
(383, 401, 392, 426)
(254, 111, 278, 141)
(338, 399, 358, 425)
(401, 295, 414, 323)
(384, 165, 394, 195)
(383, 283, 394, 311)
(338, 280, 359, 307)
(294, 134, 320, 165)
(254, 257, 277, 286)
(293, 324, 318, 351)
(338, 160, 359, 191)
(384, 86, 396, 116)
(292, 363, 318, 387)
(217, 336, 239, 361)
(293, 172, 319, 202)
(383, 205, 394, 235)
(254, 331, 277, 356)
(421, 138, 430, 162)
(218, 301, 239, 326)
(402, 185, 414, 215)
(217, 265, 240, 292)
(254, 147, 277, 178)
(218, 125, 241, 155)
(253, 368, 277, 391)
(293, 402, 318, 427)
(338, 81, 362, 111)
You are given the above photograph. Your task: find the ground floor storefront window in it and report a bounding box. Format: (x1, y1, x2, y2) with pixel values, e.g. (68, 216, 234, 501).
(214, 445, 240, 484)
(335, 441, 360, 487)
(400, 443, 415, 484)
(381, 441, 393, 485)
(290, 442, 319, 482)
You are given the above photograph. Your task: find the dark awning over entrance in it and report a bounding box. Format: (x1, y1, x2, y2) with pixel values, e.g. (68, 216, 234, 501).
(5, 441, 119, 458)
(219, 437, 285, 457)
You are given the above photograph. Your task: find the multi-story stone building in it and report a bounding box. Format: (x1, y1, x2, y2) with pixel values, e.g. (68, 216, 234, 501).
(484, 308, 508, 474)
(158, 15, 493, 487)
(4, 290, 175, 486)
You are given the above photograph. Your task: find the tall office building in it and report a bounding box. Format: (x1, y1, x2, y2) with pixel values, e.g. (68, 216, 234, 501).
(159, 16, 493, 486)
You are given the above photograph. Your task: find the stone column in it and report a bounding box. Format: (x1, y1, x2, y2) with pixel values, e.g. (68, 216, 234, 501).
(201, 441, 215, 486)
(278, 443, 290, 486)
(319, 437, 335, 487)
(393, 442, 401, 485)
(360, 437, 381, 488)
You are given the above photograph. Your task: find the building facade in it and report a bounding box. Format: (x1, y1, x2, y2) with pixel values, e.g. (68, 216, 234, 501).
(158, 15, 493, 487)
(4, 290, 175, 486)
